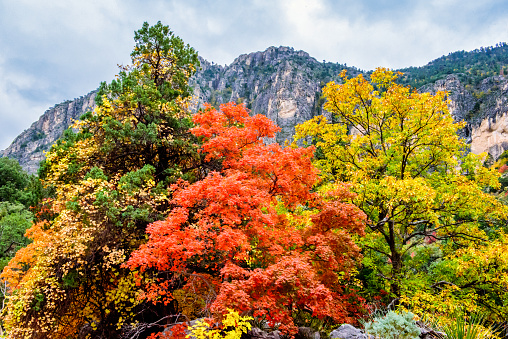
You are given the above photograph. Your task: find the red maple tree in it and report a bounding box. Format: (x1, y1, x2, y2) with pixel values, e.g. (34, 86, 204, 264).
(127, 103, 367, 334)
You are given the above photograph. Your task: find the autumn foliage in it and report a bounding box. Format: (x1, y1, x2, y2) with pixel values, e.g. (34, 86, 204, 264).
(5, 21, 508, 338)
(295, 68, 508, 320)
(1, 21, 201, 338)
(127, 103, 367, 335)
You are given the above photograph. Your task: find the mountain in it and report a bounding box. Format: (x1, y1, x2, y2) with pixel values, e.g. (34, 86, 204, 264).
(1, 92, 96, 174)
(398, 42, 508, 88)
(420, 73, 508, 159)
(1, 46, 362, 173)
(2, 44, 508, 173)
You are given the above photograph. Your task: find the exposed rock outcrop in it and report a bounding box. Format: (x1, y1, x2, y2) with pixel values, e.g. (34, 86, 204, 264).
(247, 327, 281, 339)
(471, 112, 508, 159)
(329, 322, 444, 339)
(190, 46, 355, 144)
(330, 324, 369, 339)
(1, 47, 355, 173)
(422, 74, 508, 157)
(1, 91, 96, 174)
(3, 47, 508, 174)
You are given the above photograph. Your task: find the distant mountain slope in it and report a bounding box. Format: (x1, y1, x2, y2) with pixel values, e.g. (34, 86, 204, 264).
(2, 44, 508, 173)
(398, 42, 508, 88)
(1, 92, 96, 174)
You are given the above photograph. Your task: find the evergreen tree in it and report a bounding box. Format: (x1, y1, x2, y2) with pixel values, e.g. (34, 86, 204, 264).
(2, 21, 201, 338)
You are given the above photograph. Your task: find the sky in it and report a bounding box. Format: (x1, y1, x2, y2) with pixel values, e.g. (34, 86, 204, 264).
(1, 0, 507, 151)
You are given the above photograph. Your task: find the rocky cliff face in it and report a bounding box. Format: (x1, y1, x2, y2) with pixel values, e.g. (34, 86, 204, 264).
(0, 92, 96, 174)
(422, 74, 508, 158)
(420, 74, 476, 138)
(2, 47, 357, 173)
(471, 112, 508, 159)
(190, 46, 357, 143)
(3, 46, 508, 174)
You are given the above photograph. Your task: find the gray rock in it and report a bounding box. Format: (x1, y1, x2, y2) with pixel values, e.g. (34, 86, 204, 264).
(248, 327, 281, 339)
(190, 46, 354, 146)
(296, 326, 320, 339)
(415, 321, 446, 339)
(330, 324, 368, 339)
(421, 74, 508, 160)
(1, 90, 96, 174)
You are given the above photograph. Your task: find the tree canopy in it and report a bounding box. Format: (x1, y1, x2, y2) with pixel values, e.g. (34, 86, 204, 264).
(0, 157, 30, 207)
(2, 21, 201, 339)
(295, 68, 508, 317)
(127, 103, 367, 335)
(3, 24, 508, 338)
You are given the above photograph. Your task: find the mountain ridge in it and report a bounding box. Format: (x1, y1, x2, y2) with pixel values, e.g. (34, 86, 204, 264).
(3, 44, 508, 173)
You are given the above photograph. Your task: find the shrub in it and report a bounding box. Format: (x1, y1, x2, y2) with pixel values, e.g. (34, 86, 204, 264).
(187, 309, 253, 339)
(363, 310, 420, 339)
(437, 313, 499, 339)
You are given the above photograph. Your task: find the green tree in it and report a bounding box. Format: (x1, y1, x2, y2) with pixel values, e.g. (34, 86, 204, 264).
(0, 157, 44, 270)
(2, 21, 201, 339)
(0, 157, 50, 211)
(0, 202, 32, 271)
(0, 158, 29, 206)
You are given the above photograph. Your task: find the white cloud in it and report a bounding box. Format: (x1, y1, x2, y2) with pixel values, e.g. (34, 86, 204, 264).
(0, 61, 51, 148)
(1, 0, 508, 150)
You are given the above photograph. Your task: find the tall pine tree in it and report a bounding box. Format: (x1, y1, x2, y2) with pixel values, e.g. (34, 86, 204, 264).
(2, 22, 201, 338)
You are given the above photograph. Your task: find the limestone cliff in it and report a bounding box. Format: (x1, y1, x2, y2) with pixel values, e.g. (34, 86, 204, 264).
(422, 74, 508, 158)
(1, 92, 96, 174)
(1, 47, 357, 173)
(470, 112, 508, 159)
(3, 46, 508, 174)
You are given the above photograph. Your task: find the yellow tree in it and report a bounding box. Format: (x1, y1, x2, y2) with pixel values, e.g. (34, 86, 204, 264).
(294, 68, 506, 302)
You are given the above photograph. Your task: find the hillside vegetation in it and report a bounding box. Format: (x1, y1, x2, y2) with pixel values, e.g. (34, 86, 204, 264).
(398, 42, 508, 88)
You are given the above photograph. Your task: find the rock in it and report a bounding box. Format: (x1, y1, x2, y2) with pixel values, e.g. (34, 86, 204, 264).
(415, 321, 446, 339)
(190, 46, 355, 145)
(296, 326, 320, 339)
(330, 324, 368, 339)
(471, 112, 508, 160)
(422, 74, 508, 160)
(247, 327, 281, 339)
(1, 90, 96, 174)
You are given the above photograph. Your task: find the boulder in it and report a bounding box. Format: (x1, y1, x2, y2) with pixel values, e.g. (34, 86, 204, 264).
(295, 326, 320, 339)
(415, 321, 446, 339)
(330, 324, 369, 339)
(247, 327, 281, 339)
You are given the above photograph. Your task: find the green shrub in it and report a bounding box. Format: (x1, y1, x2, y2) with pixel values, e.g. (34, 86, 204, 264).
(438, 313, 498, 339)
(363, 310, 420, 339)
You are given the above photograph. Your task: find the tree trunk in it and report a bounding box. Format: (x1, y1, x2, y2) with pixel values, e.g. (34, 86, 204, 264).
(390, 252, 402, 298)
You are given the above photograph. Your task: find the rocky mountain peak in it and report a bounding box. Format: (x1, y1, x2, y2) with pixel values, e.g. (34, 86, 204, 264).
(3, 47, 508, 174)
(1, 91, 96, 174)
(233, 46, 312, 66)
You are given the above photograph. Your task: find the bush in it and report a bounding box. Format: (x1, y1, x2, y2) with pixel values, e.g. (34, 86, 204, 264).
(363, 310, 420, 339)
(437, 313, 499, 339)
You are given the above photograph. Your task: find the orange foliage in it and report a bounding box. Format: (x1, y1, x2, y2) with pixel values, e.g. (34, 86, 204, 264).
(127, 103, 367, 334)
(147, 323, 188, 339)
(1, 221, 52, 288)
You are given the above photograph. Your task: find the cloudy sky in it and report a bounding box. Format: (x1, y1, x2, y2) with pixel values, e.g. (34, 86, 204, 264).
(1, 0, 507, 151)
